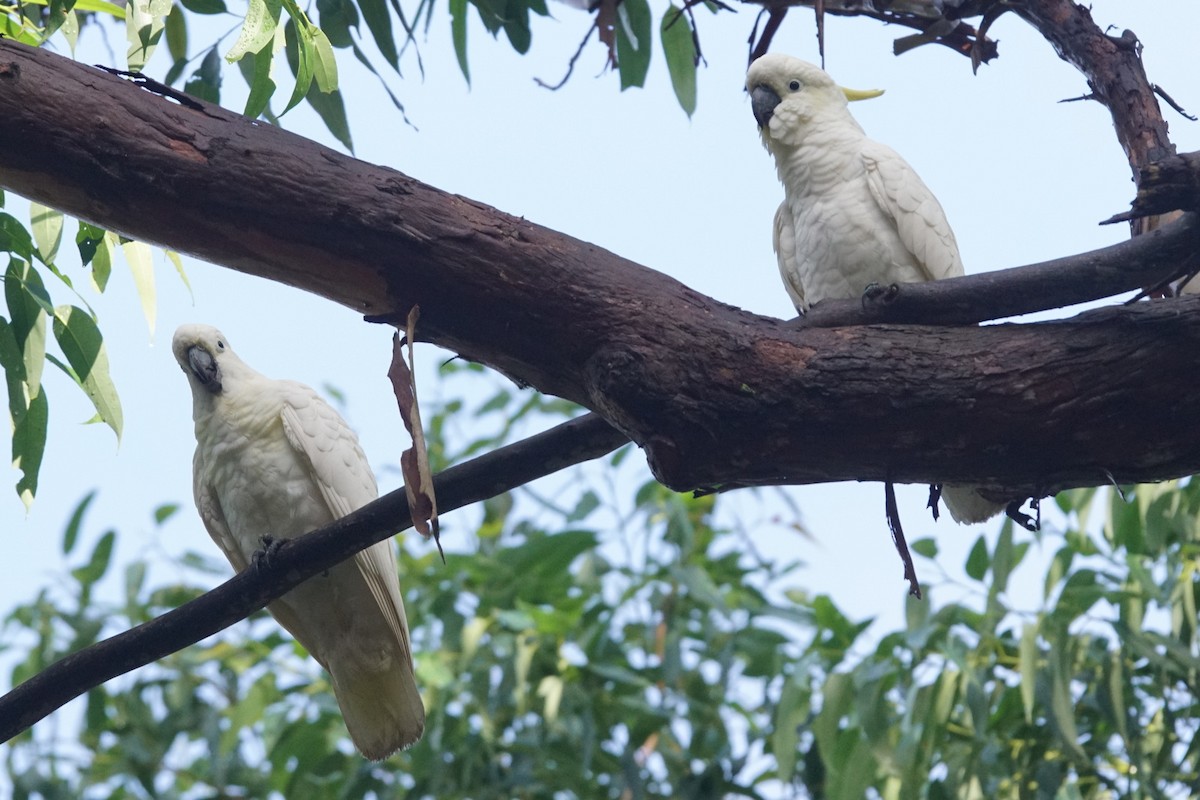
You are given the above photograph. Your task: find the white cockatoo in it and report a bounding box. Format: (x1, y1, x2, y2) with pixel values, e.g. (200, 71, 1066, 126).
(173, 324, 424, 759)
(746, 53, 1003, 524)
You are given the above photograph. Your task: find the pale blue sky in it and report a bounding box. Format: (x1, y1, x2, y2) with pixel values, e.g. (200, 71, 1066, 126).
(1, 0, 1197, 752)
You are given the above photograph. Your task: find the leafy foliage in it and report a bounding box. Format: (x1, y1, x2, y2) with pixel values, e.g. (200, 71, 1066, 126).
(2, 375, 1198, 798)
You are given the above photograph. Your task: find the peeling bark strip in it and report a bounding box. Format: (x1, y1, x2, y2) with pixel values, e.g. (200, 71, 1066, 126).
(4, 39, 1200, 501)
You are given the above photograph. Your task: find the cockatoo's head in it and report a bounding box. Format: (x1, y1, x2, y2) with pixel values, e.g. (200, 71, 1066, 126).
(173, 323, 237, 396)
(746, 54, 882, 149)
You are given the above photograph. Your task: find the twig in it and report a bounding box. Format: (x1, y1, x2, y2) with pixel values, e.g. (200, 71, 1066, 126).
(0, 412, 629, 744)
(1152, 84, 1198, 122)
(534, 21, 597, 91)
(885, 481, 921, 599)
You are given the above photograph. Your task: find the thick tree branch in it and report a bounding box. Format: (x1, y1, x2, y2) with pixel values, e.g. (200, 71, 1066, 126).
(0, 412, 628, 745)
(3, 39, 1200, 500)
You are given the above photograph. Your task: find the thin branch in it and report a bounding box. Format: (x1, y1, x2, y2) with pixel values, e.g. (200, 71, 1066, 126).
(797, 213, 1200, 328)
(0, 412, 628, 745)
(534, 20, 597, 91)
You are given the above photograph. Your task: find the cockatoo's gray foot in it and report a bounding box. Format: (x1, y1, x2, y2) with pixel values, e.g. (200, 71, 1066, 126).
(252, 534, 284, 572)
(1005, 499, 1040, 532)
(861, 282, 900, 308)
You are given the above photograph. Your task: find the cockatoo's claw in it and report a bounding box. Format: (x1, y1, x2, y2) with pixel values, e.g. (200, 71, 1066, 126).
(861, 282, 900, 309)
(1005, 499, 1040, 532)
(252, 534, 284, 571)
(927, 484, 942, 521)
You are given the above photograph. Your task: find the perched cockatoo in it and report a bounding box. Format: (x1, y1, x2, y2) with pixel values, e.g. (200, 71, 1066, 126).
(173, 324, 424, 759)
(746, 53, 1003, 524)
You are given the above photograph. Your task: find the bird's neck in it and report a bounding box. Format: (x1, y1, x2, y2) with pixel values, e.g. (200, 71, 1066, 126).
(770, 120, 866, 194)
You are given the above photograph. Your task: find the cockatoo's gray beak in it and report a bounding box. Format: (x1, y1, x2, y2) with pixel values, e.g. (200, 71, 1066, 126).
(187, 345, 222, 394)
(750, 84, 781, 128)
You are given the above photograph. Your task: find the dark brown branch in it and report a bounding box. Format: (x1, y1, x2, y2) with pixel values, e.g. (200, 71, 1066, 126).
(0, 412, 628, 745)
(1103, 153, 1200, 225)
(4, 38, 1200, 501)
(798, 213, 1200, 327)
(741, 0, 1001, 65)
(1012, 0, 1176, 237)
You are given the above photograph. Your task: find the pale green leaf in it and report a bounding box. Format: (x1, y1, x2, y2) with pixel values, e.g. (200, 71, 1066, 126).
(1019, 624, 1037, 723)
(226, 0, 282, 62)
(60, 9, 80, 54)
(126, 0, 171, 70)
(89, 232, 116, 293)
(122, 240, 156, 337)
(309, 25, 337, 93)
(164, 250, 194, 300)
(52, 305, 123, 441)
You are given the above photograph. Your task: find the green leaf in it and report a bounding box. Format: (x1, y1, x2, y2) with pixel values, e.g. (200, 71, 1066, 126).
(772, 674, 808, 781)
(449, 0, 469, 84)
(12, 378, 48, 510)
(660, 5, 696, 116)
(355, 0, 398, 69)
(179, 0, 224, 13)
(153, 502, 180, 524)
(51, 305, 123, 441)
(964, 534, 988, 581)
(122, 240, 156, 337)
(309, 25, 338, 93)
(185, 46, 223, 104)
(305, 85, 353, 152)
(76, 221, 105, 266)
(0, 212, 36, 260)
(165, 2, 187, 62)
(282, 18, 315, 114)
(5, 259, 51, 398)
(89, 232, 115, 292)
(63, 490, 99, 555)
(126, 0, 171, 70)
(315, 0, 357, 48)
(910, 537, 937, 558)
(72, 530, 116, 587)
(614, 0, 652, 90)
(226, 0, 282, 62)
(241, 42, 279, 120)
(30, 204, 64, 264)
(501, 0, 531, 54)
(1018, 623, 1037, 723)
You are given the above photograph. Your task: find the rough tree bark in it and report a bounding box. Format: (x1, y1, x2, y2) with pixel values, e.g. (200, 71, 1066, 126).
(3, 38, 1200, 503)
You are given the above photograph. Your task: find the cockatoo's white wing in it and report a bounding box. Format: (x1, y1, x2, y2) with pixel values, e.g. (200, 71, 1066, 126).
(772, 201, 806, 312)
(860, 139, 963, 283)
(193, 455, 248, 574)
(277, 388, 424, 756)
(279, 390, 414, 661)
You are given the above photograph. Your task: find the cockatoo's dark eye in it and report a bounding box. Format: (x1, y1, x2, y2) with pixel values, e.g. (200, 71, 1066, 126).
(788, 80, 801, 91)
(216, 340, 225, 351)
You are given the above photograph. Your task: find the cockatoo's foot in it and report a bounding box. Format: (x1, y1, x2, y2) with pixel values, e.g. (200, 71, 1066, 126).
(861, 282, 900, 309)
(1005, 499, 1040, 532)
(252, 534, 285, 572)
(927, 484, 942, 521)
